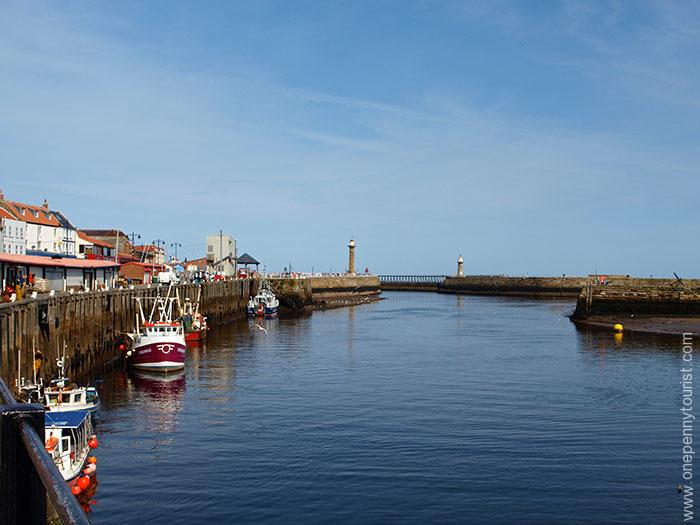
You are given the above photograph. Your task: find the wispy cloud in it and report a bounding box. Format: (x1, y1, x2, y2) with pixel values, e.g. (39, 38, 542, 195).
(0, 0, 697, 275)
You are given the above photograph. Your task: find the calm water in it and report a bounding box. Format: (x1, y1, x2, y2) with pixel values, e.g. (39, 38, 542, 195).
(89, 292, 681, 524)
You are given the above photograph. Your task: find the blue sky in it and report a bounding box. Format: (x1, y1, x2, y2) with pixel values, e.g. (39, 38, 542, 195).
(1, 1, 697, 276)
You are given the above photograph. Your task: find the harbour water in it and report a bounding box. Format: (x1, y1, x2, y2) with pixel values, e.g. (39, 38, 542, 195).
(91, 292, 679, 524)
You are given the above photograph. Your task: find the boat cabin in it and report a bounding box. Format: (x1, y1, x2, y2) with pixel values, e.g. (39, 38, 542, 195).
(45, 410, 93, 480)
(140, 323, 184, 336)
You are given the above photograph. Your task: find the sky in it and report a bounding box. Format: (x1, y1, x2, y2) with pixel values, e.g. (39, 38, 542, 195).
(0, 1, 698, 276)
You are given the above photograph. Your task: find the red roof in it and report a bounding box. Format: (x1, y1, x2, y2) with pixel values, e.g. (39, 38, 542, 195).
(120, 262, 165, 273)
(133, 245, 161, 253)
(0, 208, 17, 220)
(77, 230, 113, 248)
(0, 253, 119, 269)
(3, 201, 60, 226)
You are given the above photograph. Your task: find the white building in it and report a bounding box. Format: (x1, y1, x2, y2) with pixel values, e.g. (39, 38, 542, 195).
(0, 208, 26, 255)
(206, 233, 237, 276)
(1, 198, 76, 257)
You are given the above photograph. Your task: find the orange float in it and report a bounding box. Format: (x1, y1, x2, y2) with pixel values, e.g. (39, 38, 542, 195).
(45, 436, 58, 452)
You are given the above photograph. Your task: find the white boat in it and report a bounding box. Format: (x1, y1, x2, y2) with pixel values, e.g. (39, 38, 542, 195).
(127, 284, 187, 372)
(247, 280, 279, 317)
(15, 341, 44, 404)
(44, 409, 94, 480)
(43, 354, 100, 413)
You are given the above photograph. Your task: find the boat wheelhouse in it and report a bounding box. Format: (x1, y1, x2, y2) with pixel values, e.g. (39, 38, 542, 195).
(44, 409, 94, 481)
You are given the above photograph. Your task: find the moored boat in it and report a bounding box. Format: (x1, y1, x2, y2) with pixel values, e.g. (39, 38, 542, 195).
(44, 409, 96, 481)
(43, 355, 100, 413)
(247, 280, 279, 317)
(127, 285, 187, 372)
(181, 288, 208, 343)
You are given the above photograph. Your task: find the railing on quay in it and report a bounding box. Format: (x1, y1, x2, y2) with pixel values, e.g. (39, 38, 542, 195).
(0, 378, 89, 525)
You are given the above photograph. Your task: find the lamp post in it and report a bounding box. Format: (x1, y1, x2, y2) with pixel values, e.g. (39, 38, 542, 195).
(128, 232, 141, 258)
(170, 242, 182, 261)
(152, 239, 166, 264)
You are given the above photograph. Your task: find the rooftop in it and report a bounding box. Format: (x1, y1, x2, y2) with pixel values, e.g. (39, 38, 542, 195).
(77, 231, 114, 249)
(0, 253, 119, 269)
(2, 201, 60, 227)
(238, 253, 260, 265)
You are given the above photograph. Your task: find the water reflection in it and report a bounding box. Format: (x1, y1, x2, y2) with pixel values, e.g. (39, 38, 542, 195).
(129, 370, 186, 435)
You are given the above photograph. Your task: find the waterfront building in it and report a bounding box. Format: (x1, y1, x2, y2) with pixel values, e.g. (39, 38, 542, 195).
(206, 233, 236, 276)
(51, 209, 77, 258)
(0, 253, 119, 292)
(0, 197, 77, 258)
(184, 256, 208, 272)
(80, 230, 136, 263)
(0, 208, 26, 255)
(133, 244, 166, 264)
(119, 261, 166, 285)
(76, 231, 115, 260)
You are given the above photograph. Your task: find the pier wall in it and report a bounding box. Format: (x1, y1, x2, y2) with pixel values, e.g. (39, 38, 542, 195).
(381, 282, 440, 292)
(0, 280, 253, 388)
(269, 276, 381, 309)
(438, 276, 589, 297)
(437, 275, 700, 299)
(572, 282, 700, 318)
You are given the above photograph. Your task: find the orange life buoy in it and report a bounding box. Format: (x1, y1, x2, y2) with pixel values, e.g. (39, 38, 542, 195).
(45, 436, 58, 452)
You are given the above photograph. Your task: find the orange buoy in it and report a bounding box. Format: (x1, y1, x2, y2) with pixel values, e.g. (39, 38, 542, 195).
(87, 456, 97, 464)
(72, 485, 82, 496)
(88, 438, 98, 449)
(77, 476, 90, 490)
(45, 436, 59, 452)
(119, 344, 125, 351)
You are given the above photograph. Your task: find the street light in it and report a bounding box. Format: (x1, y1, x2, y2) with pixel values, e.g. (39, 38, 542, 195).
(170, 242, 182, 261)
(128, 232, 141, 258)
(152, 239, 166, 264)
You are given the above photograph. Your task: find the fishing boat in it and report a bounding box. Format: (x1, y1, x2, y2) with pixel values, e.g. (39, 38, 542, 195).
(247, 280, 279, 317)
(44, 409, 96, 481)
(43, 353, 100, 413)
(15, 341, 44, 404)
(127, 285, 187, 372)
(181, 288, 208, 342)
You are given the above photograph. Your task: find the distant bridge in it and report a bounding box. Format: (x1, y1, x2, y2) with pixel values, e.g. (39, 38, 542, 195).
(378, 275, 447, 291)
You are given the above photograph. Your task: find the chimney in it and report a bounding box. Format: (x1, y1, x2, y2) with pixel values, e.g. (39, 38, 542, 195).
(42, 198, 49, 209)
(0, 189, 4, 200)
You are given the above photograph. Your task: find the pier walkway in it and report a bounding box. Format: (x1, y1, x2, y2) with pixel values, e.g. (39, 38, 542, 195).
(378, 275, 447, 292)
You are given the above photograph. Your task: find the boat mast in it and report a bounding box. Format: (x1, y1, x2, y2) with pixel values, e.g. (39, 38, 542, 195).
(32, 337, 37, 385)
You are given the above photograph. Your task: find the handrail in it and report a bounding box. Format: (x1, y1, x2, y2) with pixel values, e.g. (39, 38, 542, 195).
(0, 377, 90, 525)
(378, 275, 447, 284)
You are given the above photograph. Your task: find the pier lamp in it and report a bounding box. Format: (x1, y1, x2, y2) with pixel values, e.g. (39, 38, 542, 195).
(347, 238, 356, 274)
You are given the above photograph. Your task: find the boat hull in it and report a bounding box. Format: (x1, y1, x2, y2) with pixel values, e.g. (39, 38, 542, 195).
(185, 328, 207, 342)
(247, 306, 278, 317)
(130, 338, 186, 372)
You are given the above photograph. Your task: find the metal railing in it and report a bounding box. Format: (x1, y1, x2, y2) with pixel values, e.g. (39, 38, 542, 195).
(0, 378, 89, 525)
(378, 275, 447, 284)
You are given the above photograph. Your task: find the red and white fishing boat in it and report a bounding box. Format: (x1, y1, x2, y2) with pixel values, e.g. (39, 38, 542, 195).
(180, 288, 208, 343)
(126, 285, 186, 372)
